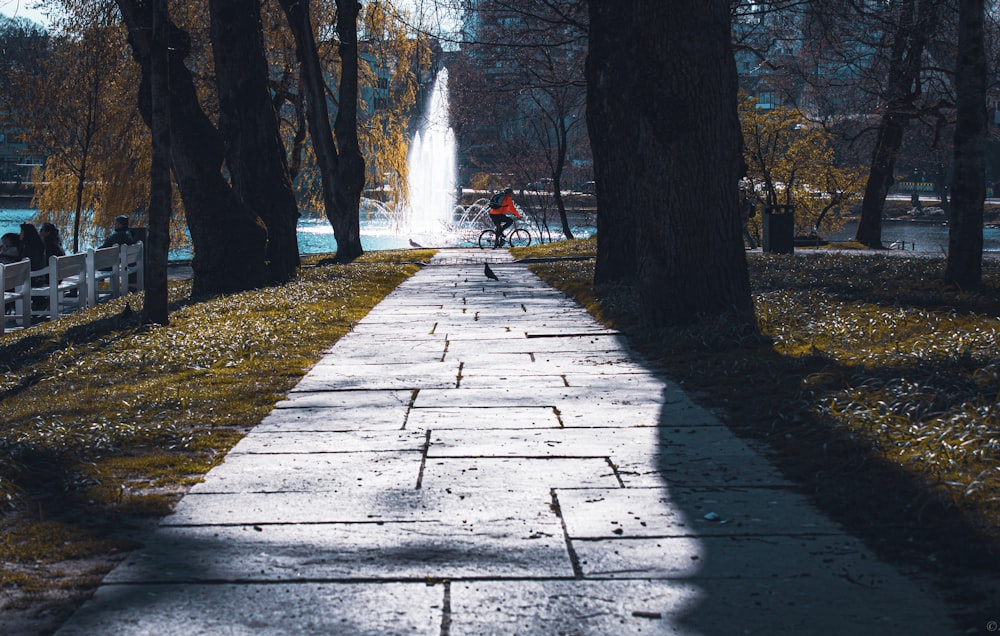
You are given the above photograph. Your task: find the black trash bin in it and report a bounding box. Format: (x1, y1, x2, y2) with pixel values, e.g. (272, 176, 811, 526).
(763, 205, 794, 254)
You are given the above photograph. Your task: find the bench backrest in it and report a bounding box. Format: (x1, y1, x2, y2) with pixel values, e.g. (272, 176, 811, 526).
(123, 241, 144, 292)
(30, 253, 89, 321)
(1, 258, 32, 334)
(86, 245, 123, 306)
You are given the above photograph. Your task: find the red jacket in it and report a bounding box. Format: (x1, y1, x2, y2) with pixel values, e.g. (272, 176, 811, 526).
(490, 194, 521, 218)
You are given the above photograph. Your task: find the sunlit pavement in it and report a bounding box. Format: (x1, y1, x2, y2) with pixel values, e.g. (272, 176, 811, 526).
(57, 248, 959, 635)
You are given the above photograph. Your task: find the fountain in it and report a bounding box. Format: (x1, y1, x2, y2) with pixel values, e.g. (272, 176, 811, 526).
(296, 67, 517, 253)
(404, 68, 458, 240)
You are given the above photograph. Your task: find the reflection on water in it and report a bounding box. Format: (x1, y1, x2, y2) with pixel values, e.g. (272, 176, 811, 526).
(829, 219, 1000, 253)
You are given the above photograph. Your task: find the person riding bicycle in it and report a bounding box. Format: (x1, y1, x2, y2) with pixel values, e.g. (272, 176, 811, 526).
(489, 187, 521, 247)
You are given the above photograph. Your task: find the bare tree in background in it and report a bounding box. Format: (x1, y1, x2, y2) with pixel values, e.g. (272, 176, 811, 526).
(452, 0, 589, 240)
(946, 0, 987, 287)
(736, 0, 948, 248)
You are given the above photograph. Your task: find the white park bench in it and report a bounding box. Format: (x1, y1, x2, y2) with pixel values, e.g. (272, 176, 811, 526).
(29, 252, 89, 322)
(123, 241, 145, 292)
(1, 241, 146, 332)
(86, 245, 123, 306)
(2, 258, 32, 335)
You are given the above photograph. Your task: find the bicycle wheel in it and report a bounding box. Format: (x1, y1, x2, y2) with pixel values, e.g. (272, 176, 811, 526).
(508, 228, 531, 248)
(478, 229, 499, 249)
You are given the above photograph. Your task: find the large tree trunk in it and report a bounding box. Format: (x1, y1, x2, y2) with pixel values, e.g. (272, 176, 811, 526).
(634, 0, 752, 326)
(278, 0, 364, 263)
(210, 0, 300, 283)
(590, 0, 753, 327)
(855, 0, 942, 247)
(945, 0, 986, 288)
(331, 0, 365, 263)
(586, 1, 639, 282)
(144, 0, 170, 325)
(117, 0, 268, 297)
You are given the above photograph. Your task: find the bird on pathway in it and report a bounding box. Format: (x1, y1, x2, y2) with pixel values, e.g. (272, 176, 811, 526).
(484, 262, 499, 281)
(409, 239, 423, 248)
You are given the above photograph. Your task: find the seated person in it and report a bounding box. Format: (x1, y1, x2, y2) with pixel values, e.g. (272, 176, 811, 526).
(101, 215, 135, 248)
(0, 233, 21, 264)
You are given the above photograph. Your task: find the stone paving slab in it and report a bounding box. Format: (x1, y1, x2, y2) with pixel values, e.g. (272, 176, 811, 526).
(317, 336, 446, 359)
(187, 450, 423, 494)
(427, 427, 662, 458)
(448, 577, 947, 636)
(615, 454, 791, 488)
(56, 582, 445, 636)
(412, 385, 674, 407)
(272, 388, 413, 410)
(102, 521, 573, 583)
(570, 532, 927, 584)
(292, 361, 460, 391)
(444, 343, 633, 364)
(228, 429, 427, 455)
(457, 372, 667, 392)
(449, 580, 700, 636)
(164, 487, 557, 527)
(405, 406, 561, 430)
(554, 401, 714, 428)
(556, 487, 839, 538)
(255, 405, 408, 432)
(420, 456, 622, 490)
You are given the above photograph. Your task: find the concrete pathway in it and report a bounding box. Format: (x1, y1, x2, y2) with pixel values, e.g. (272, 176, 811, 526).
(57, 249, 958, 635)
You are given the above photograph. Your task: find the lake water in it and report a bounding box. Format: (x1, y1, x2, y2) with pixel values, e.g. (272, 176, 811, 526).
(828, 219, 1000, 253)
(9, 207, 991, 258)
(1, 207, 598, 260)
(0, 208, 431, 260)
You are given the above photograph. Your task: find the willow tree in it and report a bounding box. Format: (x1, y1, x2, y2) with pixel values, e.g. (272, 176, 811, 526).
(22, 3, 150, 252)
(358, 1, 433, 214)
(588, 0, 752, 325)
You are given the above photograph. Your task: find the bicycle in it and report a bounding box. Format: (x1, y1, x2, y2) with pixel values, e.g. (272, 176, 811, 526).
(478, 221, 531, 249)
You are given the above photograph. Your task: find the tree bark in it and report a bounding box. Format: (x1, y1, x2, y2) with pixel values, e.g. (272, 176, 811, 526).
(210, 0, 300, 283)
(117, 0, 268, 297)
(585, 0, 639, 282)
(144, 0, 170, 325)
(945, 0, 985, 288)
(587, 1, 752, 325)
(278, 0, 364, 263)
(331, 0, 365, 262)
(855, 0, 942, 247)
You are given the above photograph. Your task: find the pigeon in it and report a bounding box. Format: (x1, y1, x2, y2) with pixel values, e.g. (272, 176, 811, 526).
(409, 239, 423, 248)
(484, 262, 499, 281)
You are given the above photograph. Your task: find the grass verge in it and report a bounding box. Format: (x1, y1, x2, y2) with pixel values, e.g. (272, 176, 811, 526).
(517, 237, 999, 630)
(0, 249, 433, 631)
